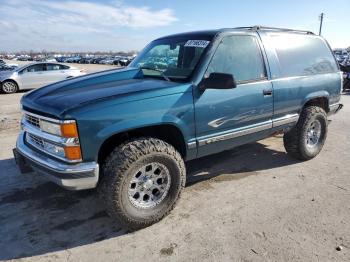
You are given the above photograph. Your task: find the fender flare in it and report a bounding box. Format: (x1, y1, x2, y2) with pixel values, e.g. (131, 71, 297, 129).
(95, 119, 190, 160)
(300, 90, 330, 112)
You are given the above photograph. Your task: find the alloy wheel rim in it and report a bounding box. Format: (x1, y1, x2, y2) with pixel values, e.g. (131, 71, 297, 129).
(306, 119, 322, 147)
(3, 82, 16, 93)
(128, 162, 171, 209)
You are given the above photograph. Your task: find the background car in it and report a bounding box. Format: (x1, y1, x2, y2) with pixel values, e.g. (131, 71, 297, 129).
(119, 57, 132, 66)
(91, 57, 106, 64)
(112, 56, 132, 66)
(343, 72, 350, 91)
(99, 57, 115, 65)
(78, 57, 94, 64)
(45, 57, 57, 62)
(16, 55, 32, 61)
(334, 49, 349, 63)
(0, 64, 18, 71)
(64, 56, 82, 63)
(340, 58, 350, 91)
(55, 56, 68, 63)
(0, 62, 86, 94)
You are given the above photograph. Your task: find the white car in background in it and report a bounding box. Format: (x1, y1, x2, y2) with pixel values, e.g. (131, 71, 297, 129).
(0, 62, 86, 94)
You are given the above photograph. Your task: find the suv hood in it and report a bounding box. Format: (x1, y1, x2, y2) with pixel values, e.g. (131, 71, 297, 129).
(22, 67, 189, 117)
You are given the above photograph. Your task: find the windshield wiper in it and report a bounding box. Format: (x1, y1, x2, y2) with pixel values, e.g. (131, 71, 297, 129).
(139, 66, 171, 82)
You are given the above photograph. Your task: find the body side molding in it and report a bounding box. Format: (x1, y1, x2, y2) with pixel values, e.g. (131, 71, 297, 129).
(188, 113, 300, 148)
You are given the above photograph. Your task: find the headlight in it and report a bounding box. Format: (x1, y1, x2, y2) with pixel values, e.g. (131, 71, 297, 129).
(40, 120, 61, 136)
(40, 120, 79, 138)
(23, 112, 82, 161)
(39, 120, 81, 160)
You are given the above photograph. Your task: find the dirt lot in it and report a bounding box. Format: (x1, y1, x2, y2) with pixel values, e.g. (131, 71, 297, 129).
(0, 76, 349, 261)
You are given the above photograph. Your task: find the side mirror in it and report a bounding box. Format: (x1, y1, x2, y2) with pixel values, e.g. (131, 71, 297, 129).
(200, 73, 237, 90)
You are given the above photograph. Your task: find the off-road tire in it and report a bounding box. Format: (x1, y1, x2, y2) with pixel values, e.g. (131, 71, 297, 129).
(99, 137, 186, 229)
(283, 106, 328, 160)
(1, 80, 18, 94)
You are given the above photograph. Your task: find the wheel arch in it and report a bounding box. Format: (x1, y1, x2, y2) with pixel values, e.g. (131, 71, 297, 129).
(97, 123, 187, 165)
(1, 78, 19, 92)
(301, 91, 330, 113)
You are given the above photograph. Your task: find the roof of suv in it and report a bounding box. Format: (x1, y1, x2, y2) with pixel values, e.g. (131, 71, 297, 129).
(155, 30, 220, 40)
(156, 26, 315, 41)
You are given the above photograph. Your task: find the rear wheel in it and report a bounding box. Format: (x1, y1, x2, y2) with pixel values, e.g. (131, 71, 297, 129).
(99, 137, 186, 229)
(283, 106, 328, 160)
(1, 80, 18, 94)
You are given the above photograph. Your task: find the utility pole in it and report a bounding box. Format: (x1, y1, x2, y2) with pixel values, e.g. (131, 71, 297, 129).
(319, 13, 324, 36)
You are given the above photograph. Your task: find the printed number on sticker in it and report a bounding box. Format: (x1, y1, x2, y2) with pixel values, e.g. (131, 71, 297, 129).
(184, 40, 210, 48)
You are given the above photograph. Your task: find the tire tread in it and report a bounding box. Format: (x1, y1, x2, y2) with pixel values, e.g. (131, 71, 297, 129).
(99, 137, 186, 229)
(283, 106, 327, 160)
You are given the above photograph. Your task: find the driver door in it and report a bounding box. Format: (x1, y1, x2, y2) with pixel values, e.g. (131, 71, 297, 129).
(18, 64, 46, 89)
(194, 34, 273, 157)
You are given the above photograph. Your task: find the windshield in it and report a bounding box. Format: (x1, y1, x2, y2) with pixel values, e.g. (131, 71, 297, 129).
(129, 36, 213, 81)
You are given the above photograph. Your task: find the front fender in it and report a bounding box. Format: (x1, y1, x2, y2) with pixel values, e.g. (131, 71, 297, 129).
(73, 91, 195, 162)
(96, 115, 190, 144)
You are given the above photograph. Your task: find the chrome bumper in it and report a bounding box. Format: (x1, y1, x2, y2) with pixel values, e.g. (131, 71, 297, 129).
(14, 132, 99, 190)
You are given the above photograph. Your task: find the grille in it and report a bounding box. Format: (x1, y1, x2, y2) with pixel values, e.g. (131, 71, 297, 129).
(27, 133, 45, 149)
(25, 114, 40, 128)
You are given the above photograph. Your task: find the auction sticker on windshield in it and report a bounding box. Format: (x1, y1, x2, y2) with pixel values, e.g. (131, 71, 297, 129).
(184, 40, 210, 48)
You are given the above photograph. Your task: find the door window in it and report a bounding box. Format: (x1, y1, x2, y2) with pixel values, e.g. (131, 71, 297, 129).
(21, 64, 45, 73)
(46, 64, 61, 71)
(206, 35, 266, 82)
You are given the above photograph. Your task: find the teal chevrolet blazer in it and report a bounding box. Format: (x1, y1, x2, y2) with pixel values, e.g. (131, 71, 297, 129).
(14, 26, 343, 229)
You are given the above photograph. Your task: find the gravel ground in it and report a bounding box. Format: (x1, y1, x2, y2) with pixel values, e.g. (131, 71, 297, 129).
(0, 78, 349, 261)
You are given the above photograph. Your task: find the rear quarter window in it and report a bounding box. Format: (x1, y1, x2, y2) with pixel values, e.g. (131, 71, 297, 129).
(270, 33, 338, 77)
(21, 64, 45, 73)
(59, 65, 70, 70)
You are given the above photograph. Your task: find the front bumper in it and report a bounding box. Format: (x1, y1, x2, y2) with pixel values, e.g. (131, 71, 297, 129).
(14, 132, 99, 190)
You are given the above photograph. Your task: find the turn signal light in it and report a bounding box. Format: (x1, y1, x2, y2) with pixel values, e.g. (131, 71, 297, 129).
(64, 146, 82, 160)
(61, 122, 79, 138)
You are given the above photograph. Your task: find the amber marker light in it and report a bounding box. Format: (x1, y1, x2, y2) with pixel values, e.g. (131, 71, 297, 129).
(64, 146, 82, 160)
(61, 122, 79, 138)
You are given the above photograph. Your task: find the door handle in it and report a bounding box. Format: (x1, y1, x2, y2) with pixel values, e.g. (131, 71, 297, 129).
(263, 89, 273, 96)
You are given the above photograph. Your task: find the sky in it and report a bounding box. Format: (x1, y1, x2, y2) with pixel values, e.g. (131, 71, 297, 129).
(0, 0, 349, 52)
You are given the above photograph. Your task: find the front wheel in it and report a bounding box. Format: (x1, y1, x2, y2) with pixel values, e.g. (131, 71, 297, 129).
(1, 80, 18, 94)
(283, 106, 328, 160)
(99, 137, 186, 229)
